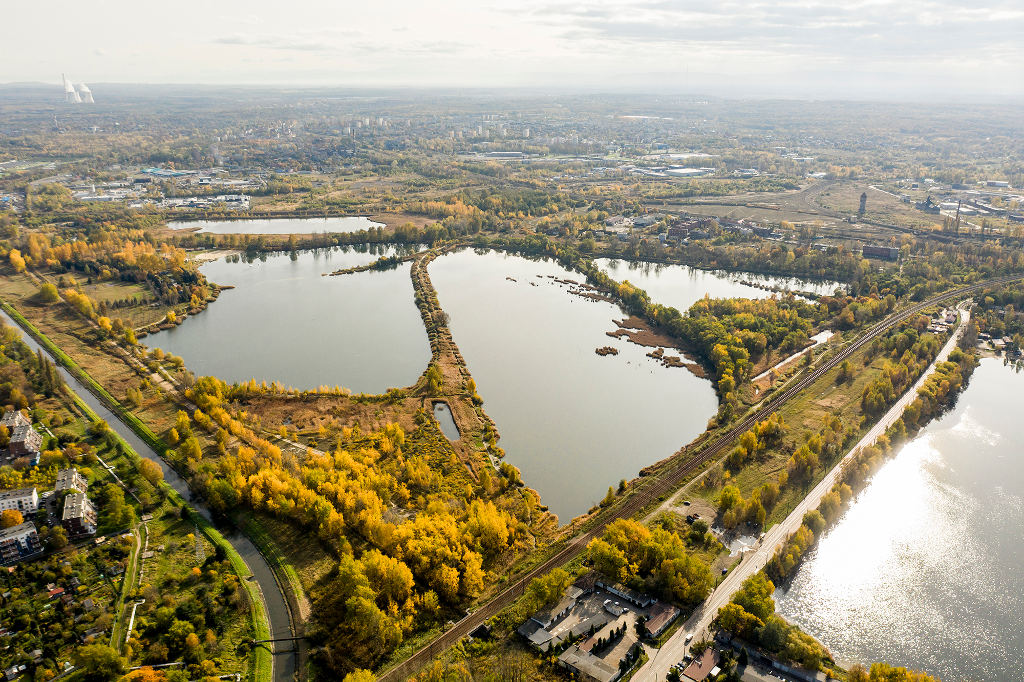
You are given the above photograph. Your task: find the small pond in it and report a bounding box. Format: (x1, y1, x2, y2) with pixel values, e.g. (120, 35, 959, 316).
(433, 402, 461, 441)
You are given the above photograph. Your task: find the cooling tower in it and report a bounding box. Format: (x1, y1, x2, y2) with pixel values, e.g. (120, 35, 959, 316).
(62, 74, 81, 103)
(77, 83, 94, 103)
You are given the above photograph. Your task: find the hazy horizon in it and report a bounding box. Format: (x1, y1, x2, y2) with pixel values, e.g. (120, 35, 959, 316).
(5, 0, 1023, 102)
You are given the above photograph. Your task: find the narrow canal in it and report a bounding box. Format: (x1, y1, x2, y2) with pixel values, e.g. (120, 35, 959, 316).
(0, 310, 296, 682)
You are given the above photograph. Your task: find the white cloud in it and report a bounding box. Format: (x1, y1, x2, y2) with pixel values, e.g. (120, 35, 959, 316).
(0, 0, 1020, 98)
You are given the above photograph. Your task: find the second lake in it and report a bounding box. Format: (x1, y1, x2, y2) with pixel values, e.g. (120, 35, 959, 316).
(430, 249, 720, 523)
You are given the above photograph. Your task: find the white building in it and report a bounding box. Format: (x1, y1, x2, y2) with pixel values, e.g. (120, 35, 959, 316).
(55, 468, 88, 494)
(0, 487, 38, 513)
(0, 410, 30, 430)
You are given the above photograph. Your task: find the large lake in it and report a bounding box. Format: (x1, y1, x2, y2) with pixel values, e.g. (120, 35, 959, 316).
(775, 358, 1024, 681)
(595, 259, 842, 312)
(169, 216, 384, 234)
(149, 246, 429, 393)
(430, 249, 720, 522)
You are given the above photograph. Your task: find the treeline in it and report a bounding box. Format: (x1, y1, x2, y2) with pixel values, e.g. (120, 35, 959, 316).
(2, 227, 210, 342)
(717, 350, 978, 680)
(586, 518, 714, 606)
(172, 375, 546, 675)
(860, 328, 942, 417)
(715, 573, 831, 671)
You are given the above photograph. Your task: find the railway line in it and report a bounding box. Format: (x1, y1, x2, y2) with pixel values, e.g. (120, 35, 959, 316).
(378, 273, 1021, 681)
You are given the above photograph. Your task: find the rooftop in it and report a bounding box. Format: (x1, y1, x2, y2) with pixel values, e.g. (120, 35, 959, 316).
(62, 492, 94, 521)
(0, 487, 35, 501)
(682, 648, 720, 682)
(0, 522, 37, 540)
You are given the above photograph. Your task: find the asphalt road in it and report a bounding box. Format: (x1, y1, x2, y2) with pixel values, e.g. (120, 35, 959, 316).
(380, 278, 1014, 681)
(633, 306, 971, 682)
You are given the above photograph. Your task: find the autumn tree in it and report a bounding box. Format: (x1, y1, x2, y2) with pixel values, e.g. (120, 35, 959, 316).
(73, 644, 127, 682)
(38, 282, 60, 303)
(138, 458, 164, 487)
(0, 509, 24, 528)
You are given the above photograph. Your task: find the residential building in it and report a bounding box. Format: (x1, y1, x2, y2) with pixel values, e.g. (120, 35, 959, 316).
(62, 492, 97, 537)
(681, 647, 720, 682)
(0, 487, 39, 513)
(54, 468, 88, 494)
(0, 410, 29, 430)
(0, 522, 43, 564)
(8, 424, 42, 458)
(520, 573, 666, 681)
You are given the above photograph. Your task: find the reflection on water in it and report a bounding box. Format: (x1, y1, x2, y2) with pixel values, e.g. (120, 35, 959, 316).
(169, 216, 384, 234)
(149, 246, 429, 393)
(775, 358, 1024, 681)
(595, 258, 842, 312)
(430, 249, 720, 523)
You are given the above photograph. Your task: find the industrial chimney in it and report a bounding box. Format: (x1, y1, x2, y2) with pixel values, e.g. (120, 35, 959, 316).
(62, 74, 81, 103)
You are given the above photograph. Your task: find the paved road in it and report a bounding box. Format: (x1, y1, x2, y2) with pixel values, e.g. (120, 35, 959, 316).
(380, 276, 1012, 681)
(0, 309, 296, 682)
(633, 306, 971, 682)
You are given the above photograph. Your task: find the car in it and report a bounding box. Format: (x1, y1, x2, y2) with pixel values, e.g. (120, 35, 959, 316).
(684, 633, 693, 644)
(721, 568, 729, 575)
(683, 500, 691, 506)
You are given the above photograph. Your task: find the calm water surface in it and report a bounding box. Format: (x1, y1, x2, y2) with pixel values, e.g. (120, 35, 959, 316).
(595, 258, 842, 312)
(149, 246, 429, 392)
(775, 358, 1024, 681)
(433, 402, 461, 441)
(169, 216, 384, 234)
(430, 249, 719, 522)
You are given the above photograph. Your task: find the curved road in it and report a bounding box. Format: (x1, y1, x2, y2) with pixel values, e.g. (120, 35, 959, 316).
(379, 275, 1017, 681)
(634, 305, 971, 682)
(0, 310, 296, 682)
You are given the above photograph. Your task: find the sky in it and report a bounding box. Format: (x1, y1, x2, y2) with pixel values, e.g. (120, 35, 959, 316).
(5, 0, 1024, 99)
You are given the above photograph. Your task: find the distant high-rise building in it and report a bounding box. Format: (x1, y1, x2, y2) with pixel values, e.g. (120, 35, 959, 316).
(859, 192, 867, 215)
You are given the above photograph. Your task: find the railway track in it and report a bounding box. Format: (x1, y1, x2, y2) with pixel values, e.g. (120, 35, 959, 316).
(379, 274, 1020, 681)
